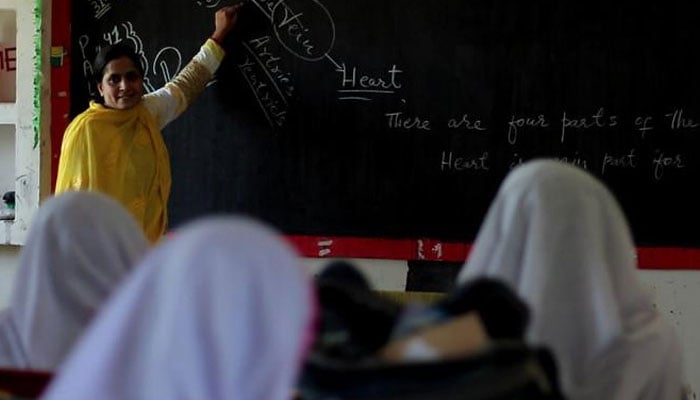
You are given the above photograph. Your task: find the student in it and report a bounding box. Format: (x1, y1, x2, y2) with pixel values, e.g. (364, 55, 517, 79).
(41, 216, 316, 400)
(456, 159, 683, 399)
(0, 192, 148, 370)
(55, 5, 241, 243)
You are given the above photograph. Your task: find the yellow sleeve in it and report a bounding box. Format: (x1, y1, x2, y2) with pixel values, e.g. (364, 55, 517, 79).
(204, 38, 225, 62)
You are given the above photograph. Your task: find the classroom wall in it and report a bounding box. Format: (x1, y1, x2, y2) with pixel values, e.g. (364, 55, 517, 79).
(640, 271, 700, 397)
(0, 126, 14, 199)
(0, 246, 19, 306)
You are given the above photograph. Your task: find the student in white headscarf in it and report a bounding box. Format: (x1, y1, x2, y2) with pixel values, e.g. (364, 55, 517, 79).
(0, 191, 149, 370)
(456, 159, 683, 400)
(41, 216, 316, 400)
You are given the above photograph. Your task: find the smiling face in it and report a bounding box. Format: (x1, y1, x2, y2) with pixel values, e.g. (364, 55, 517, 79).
(97, 56, 144, 110)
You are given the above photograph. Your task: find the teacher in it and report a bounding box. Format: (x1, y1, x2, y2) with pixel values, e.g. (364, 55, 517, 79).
(55, 5, 241, 243)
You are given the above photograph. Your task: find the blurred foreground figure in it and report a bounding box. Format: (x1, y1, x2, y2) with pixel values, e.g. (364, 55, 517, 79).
(458, 159, 683, 400)
(42, 216, 316, 400)
(0, 191, 148, 370)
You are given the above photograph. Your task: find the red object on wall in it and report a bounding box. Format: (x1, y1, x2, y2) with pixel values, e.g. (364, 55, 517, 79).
(50, 0, 72, 193)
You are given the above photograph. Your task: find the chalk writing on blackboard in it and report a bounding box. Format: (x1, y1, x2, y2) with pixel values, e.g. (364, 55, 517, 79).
(652, 151, 685, 180)
(271, 0, 335, 62)
(152, 47, 183, 85)
(250, 0, 336, 61)
(336, 64, 403, 101)
(77, 35, 96, 96)
(241, 0, 338, 126)
(560, 108, 618, 143)
(89, 0, 111, 19)
(240, 0, 700, 183)
(235, 0, 696, 184)
(195, 0, 222, 8)
(244, 37, 294, 99)
(601, 149, 637, 175)
(440, 151, 490, 172)
(238, 50, 289, 127)
(666, 108, 700, 130)
(507, 115, 548, 144)
(549, 155, 589, 171)
(78, 23, 187, 98)
(386, 112, 431, 131)
(447, 114, 487, 132)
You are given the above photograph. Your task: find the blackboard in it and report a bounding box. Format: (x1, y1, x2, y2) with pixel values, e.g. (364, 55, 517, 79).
(71, 0, 700, 248)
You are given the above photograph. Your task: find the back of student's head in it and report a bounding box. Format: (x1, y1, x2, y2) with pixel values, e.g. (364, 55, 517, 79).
(316, 260, 371, 291)
(440, 277, 530, 340)
(4, 191, 148, 370)
(457, 159, 682, 399)
(41, 216, 316, 400)
(313, 260, 401, 361)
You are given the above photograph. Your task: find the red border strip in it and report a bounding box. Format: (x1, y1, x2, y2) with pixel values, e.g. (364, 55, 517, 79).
(636, 247, 700, 270)
(51, 0, 72, 192)
(286, 235, 471, 261)
(286, 235, 700, 269)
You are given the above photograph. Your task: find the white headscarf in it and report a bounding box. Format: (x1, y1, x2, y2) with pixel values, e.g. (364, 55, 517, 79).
(41, 216, 316, 400)
(0, 191, 149, 370)
(457, 159, 683, 400)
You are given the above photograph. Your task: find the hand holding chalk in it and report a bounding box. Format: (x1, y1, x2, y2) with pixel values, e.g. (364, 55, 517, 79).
(211, 4, 243, 44)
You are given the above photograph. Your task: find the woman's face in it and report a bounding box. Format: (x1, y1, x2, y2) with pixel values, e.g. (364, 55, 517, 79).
(97, 56, 144, 110)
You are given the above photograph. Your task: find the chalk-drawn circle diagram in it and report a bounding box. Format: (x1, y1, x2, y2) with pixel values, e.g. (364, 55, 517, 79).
(194, 0, 221, 8)
(272, 0, 335, 62)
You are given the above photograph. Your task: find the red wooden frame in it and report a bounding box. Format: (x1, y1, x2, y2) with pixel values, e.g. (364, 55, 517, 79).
(50, 0, 71, 193)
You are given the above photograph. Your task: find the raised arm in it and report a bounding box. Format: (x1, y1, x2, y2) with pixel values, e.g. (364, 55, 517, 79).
(144, 5, 241, 128)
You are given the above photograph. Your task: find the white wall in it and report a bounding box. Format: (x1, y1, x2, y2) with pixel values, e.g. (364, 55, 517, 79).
(0, 249, 696, 396)
(640, 271, 700, 397)
(0, 245, 19, 306)
(0, 125, 15, 198)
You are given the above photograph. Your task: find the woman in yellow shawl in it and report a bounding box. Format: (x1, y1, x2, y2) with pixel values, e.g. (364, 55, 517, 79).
(56, 5, 241, 243)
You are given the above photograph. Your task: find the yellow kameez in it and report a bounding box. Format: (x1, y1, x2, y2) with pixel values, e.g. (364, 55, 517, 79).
(55, 101, 171, 243)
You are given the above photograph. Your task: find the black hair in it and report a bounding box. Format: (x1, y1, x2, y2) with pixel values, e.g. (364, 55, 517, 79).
(91, 43, 145, 102)
(440, 277, 530, 340)
(316, 260, 371, 291)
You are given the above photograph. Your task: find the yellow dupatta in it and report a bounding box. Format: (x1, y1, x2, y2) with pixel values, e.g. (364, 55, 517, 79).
(55, 101, 172, 243)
